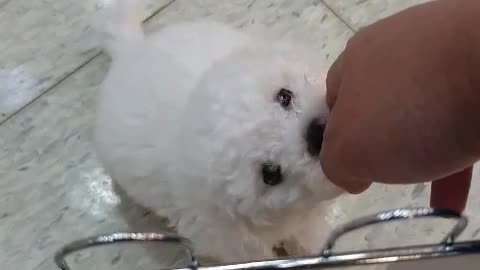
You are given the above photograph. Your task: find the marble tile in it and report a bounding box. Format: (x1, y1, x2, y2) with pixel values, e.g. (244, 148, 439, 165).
(143, 0, 353, 66)
(0, 0, 174, 123)
(326, 176, 480, 253)
(322, 0, 432, 30)
(0, 53, 191, 270)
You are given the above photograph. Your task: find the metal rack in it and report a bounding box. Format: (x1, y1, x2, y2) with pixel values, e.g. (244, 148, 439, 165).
(54, 207, 480, 270)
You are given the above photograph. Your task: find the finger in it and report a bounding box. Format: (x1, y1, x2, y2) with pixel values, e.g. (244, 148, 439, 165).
(430, 167, 472, 213)
(320, 126, 373, 194)
(323, 48, 373, 195)
(320, 127, 373, 194)
(326, 51, 345, 110)
(322, 58, 372, 195)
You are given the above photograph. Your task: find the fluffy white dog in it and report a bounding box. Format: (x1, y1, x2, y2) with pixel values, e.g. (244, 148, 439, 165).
(95, 0, 343, 262)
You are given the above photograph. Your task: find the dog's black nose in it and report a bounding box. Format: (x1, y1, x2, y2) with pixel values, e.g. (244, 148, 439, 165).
(305, 118, 325, 157)
(262, 163, 283, 186)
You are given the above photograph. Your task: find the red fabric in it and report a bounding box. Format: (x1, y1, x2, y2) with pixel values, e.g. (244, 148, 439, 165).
(430, 167, 472, 213)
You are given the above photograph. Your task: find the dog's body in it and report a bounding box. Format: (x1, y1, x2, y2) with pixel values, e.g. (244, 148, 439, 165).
(95, 0, 342, 262)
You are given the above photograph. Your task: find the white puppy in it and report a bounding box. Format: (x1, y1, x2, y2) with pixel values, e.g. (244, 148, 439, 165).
(95, 0, 343, 262)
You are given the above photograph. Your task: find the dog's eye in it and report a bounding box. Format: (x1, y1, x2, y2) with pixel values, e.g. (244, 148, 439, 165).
(276, 88, 293, 110)
(262, 163, 283, 186)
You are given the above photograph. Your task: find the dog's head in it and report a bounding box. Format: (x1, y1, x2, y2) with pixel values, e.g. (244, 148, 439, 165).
(174, 44, 343, 225)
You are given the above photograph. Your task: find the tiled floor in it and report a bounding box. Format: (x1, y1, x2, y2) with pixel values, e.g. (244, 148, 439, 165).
(1, 0, 479, 269)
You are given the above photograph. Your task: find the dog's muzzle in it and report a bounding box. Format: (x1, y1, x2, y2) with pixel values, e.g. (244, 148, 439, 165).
(305, 118, 325, 157)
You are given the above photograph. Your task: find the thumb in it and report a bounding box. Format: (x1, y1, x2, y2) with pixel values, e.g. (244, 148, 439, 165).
(322, 51, 372, 194)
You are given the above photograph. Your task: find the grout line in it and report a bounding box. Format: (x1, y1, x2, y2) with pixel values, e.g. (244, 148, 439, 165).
(320, 0, 357, 33)
(144, 0, 177, 22)
(0, 0, 177, 126)
(0, 50, 102, 126)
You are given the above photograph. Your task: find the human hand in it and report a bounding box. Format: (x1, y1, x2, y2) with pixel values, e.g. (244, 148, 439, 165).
(320, 0, 480, 212)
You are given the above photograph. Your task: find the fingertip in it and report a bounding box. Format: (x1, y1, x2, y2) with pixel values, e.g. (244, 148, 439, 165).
(320, 149, 372, 195)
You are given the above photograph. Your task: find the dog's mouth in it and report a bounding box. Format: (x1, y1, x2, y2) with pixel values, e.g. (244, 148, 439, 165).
(261, 163, 283, 186)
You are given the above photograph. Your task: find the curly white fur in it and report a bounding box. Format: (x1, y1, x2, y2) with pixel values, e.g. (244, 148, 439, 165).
(95, 0, 343, 262)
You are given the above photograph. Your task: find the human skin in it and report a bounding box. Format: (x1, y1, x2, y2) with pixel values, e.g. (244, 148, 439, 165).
(320, 0, 480, 213)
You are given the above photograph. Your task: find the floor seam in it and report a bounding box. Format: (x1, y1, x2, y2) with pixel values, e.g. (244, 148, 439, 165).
(0, 0, 177, 126)
(320, 0, 357, 33)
